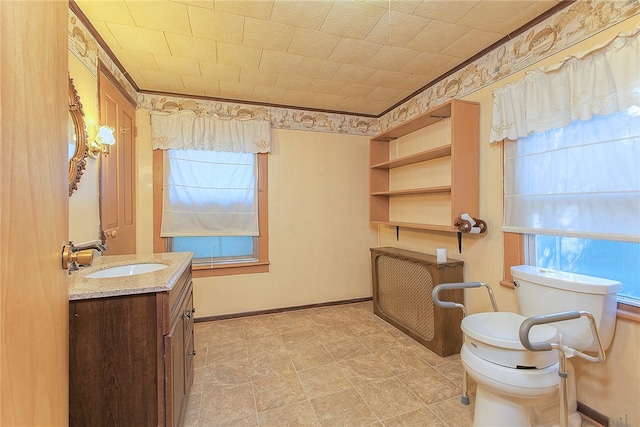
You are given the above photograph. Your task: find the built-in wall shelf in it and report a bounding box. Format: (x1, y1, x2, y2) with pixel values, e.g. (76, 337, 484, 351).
(369, 99, 480, 233)
(371, 221, 458, 233)
(371, 145, 452, 169)
(371, 186, 452, 196)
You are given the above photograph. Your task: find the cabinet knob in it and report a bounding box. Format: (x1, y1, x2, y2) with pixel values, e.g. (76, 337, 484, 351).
(184, 311, 191, 319)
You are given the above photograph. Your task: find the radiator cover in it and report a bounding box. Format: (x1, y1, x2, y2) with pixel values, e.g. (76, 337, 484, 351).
(370, 247, 464, 357)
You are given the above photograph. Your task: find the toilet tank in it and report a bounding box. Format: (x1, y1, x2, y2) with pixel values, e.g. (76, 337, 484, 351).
(511, 265, 621, 352)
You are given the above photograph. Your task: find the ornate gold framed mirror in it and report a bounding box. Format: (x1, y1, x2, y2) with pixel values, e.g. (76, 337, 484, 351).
(68, 75, 88, 196)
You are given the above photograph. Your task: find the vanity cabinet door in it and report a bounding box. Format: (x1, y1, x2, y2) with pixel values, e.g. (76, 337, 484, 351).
(164, 277, 193, 427)
(69, 294, 159, 427)
(184, 289, 195, 392)
(165, 314, 186, 427)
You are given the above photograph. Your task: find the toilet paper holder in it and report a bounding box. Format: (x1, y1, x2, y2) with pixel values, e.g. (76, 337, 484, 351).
(454, 214, 487, 253)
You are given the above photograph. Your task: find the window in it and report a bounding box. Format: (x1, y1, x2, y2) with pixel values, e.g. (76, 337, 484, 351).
(505, 106, 640, 307)
(153, 150, 269, 277)
(528, 235, 639, 306)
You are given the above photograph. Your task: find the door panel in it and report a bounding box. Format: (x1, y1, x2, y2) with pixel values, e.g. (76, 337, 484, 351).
(99, 70, 136, 255)
(0, 1, 68, 425)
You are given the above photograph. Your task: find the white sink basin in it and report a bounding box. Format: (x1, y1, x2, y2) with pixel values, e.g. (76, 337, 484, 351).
(86, 263, 167, 279)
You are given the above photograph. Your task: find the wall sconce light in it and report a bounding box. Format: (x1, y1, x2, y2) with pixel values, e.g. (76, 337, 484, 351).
(88, 125, 116, 159)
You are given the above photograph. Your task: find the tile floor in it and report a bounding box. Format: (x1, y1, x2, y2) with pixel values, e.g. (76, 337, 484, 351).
(184, 301, 599, 427)
(185, 301, 473, 426)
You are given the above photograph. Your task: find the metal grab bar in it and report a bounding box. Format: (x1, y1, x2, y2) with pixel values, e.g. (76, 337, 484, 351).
(518, 310, 607, 427)
(432, 282, 499, 315)
(519, 310, 606, 363)
(431, 281, 499, 405)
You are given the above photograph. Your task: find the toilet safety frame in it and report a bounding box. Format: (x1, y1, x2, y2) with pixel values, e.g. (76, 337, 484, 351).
(433, 282, 607, 427)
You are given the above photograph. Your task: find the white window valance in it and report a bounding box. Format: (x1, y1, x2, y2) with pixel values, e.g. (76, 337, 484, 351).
(151, 110, 271, 153)
(490, 26, 640, 144)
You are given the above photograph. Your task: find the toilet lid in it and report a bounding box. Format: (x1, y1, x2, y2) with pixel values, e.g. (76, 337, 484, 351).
(462, 312, 558, 350)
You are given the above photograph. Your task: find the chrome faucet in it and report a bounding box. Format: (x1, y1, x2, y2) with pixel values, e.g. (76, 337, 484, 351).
(62, 240, 107, 272)
(73, 239, 108, 252)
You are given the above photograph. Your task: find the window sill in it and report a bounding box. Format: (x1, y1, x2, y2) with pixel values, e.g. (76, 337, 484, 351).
(500, 280, 639, 324)
(192, 261, 269, 278)
(617, 302, 640, 323)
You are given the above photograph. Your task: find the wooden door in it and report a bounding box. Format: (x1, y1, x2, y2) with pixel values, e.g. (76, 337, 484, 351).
(0, 1, 69, 425)
(99, 69, 136, 254)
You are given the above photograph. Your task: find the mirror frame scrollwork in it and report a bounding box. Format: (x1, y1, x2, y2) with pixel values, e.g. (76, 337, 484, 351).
(68, 75, 88, 196)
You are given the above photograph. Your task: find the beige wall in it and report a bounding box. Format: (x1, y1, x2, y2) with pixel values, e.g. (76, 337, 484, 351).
(136, 110, 378, 315)
(68, 52, 101, 244)
(381, 19, 639, 425)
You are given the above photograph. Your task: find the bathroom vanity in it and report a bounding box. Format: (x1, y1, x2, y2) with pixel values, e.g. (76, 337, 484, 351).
(68, 252, 194, 427)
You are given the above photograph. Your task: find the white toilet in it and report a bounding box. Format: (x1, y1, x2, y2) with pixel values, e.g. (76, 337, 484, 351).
(460, 265, 621, 427)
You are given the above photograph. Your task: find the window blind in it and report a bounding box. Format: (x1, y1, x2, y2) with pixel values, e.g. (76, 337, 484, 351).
(161, 150, 258, 237)
(504, 106, 640, 242)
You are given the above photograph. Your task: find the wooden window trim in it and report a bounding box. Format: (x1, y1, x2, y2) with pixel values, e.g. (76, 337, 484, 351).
(502, 232, 640, 323)
(153, 150, 269, 277)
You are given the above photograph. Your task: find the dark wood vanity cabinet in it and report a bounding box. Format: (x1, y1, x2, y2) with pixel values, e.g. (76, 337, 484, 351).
(69, 266, 194, 427)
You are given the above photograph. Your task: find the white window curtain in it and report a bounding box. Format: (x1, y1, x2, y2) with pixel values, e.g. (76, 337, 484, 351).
(161, 150, 258, 237)
(490, 26, 640, 144)
(504, 105, 640, 242)
(151, 110, 271, 153)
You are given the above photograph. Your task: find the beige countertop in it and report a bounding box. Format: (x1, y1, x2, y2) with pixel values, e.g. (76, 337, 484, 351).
(68, 252, 194, 301)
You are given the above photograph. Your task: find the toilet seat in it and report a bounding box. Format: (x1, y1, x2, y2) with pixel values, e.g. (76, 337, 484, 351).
(462, 312, 559, 369)
(461, 345, 560, 398)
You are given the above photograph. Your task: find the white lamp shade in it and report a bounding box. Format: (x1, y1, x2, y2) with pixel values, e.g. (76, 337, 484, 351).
(96, 126, 116, 146)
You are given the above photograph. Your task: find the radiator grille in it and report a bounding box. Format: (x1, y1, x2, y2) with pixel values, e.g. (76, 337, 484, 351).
(376, 255, 435, 341)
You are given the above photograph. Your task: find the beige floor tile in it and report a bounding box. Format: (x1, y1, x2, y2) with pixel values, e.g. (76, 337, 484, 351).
(246, 333, 286, 356)
(253, 372, 307, 412)
(199, 383, 255, 425)
(434, 359, 477, 394)
(372, 345, 432, 376)
(202, 358, 251, 386)
(428, 395, 475, 427)
(243, 315, 279, 339)
(297, 362, 354, 399)
(305, 310, 348, 328)
(273, 311, 314, 334)
(381, 407, 447, 426)
(191, 303, 489, 427)
(194, 323, 210, 342)
(395, 335, 452, 366)
(288, 343, 335, 371)
(347, 319, 385, 337)
(397, 367, 461, 405)
(359, 330, 404, 352)
(339, 353, 395, 387)
(355, 377, 425, 420)
(311, 388, 378, 427)
(183, 393, 201, 427)
(216, 414, 259, 426)
(324, 337, 371, 362)
(281, 328, 320, 350)
(313, 324, 356, 344)
(249, 349, 296, 380)
(206, 340, 248, 365)
(207, 321, 246, 345)
(257, 400, 320, 427)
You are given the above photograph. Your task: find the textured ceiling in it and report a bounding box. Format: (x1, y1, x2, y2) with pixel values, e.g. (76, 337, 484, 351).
(74, 0, 562, 116)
